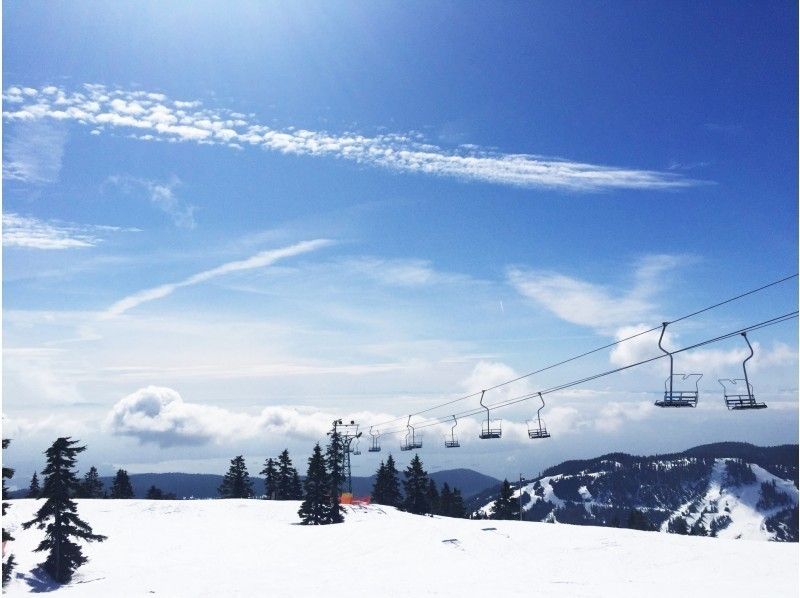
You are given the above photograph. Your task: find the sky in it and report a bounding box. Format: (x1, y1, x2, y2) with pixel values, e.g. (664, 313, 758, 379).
(2, 1, 798, 485)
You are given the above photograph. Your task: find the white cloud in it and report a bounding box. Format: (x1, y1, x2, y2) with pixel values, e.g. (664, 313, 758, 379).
(508, 254, 683, 332)
(105, 385, 396, 447)
(2, 119, 67, 183)
(107, 175, 196, 228)
(1, 213, 139, 250)
(2, 84, 706, 192)
(102, 239, 333, 318)
(594, 401, 655, 433)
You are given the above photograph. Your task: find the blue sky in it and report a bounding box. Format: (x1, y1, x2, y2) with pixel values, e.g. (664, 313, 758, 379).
(2, 1, 797, 483)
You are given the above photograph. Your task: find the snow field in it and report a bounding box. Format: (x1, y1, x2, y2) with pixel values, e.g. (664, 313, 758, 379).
(3, 498, 798, 597)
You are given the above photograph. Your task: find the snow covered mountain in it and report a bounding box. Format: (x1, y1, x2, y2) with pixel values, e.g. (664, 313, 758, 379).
(475, 442, 799, 541)
(2, 499, 797, 596)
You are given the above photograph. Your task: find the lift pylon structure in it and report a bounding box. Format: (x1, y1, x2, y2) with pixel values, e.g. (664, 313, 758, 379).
(329, 419, 362, 494)
(368, 426, 382, 452)
(719, 332, 767, 410)
(655, 322, 702, 408)
(444, 415, 460, 448)
(478, 390, 502, 439)
(528, 392, 551, 439)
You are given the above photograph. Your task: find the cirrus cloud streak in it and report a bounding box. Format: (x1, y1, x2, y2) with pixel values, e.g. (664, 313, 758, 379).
(3, 84, 705, 192)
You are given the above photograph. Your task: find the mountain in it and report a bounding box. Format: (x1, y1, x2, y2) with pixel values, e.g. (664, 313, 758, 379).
(472, 442, 799, 542)
(347, 468, 499, 499)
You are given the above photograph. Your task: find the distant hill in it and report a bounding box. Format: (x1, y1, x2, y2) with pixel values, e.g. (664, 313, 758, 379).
(471, 442, 799, 542)
(8, 468, 498, 501)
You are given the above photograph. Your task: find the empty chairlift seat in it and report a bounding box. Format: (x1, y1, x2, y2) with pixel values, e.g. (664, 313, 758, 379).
(478, 390, 502, 439)
(719, 332, 767, 410)
(528, 392, 551, 439)
(655, 322, 702, 408)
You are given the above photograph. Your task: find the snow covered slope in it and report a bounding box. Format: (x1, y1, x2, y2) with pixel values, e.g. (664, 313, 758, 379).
(3, 498, 797, 597)
(478, 456, 798, 541)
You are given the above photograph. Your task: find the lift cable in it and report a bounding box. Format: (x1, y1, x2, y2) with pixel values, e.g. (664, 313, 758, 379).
(376, 310, 797, 436)
(368, 273, 798, 430)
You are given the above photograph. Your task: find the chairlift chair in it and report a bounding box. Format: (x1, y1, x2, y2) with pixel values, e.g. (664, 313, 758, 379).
(444, 415, 460, 448)
(528, 392, 551, 439)
(478, 390, 502, 439)
(719, 332, 767, 410)
(655, 322, 702, 407)
(401, 416, 423, 451)
(352, 439, 361, 456)
(368, 426, 382, 452)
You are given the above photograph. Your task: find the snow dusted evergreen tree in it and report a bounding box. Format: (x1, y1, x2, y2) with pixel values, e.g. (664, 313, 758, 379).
(78, 466, 104, 499)
(27, 471, 41, 498)
(2, 439, 17, 586)
(22, 437, 106, 584)
(372, 454, 402, 507)
(110, 469, 134, 499)
(490, 479, 519, 520)
(260, 457, 278, 499)
(402, 454, 430, 515)
(298, 444, 342, 525)
(218, 456, 254, 498)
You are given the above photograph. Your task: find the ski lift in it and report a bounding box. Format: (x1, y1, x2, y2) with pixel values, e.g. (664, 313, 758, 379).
(368, 426, 381, 452)
(719, 332, 767, 410)
(655, 322, 702, 408)
(444, 415, 460, 448)
(352, 439, 361, 456)
(401, 415, 423, 451)
(528, 392, 551, 439)
(478, 390, 502, 439)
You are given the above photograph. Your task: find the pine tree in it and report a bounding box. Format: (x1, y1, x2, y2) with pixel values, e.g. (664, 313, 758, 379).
(146, 485, 164, 500)
(218, 456, 253, 498)
(490, 479, 519, 520)
(326, 428, 345, 496)
(426, 478, 440, 515)
(627, 508, 651, 531)
(298, 444, 341, 525)
(276, 449, 300, 500)
(439, 482, 453, 516)
(450, 487, 467, 518)
(402, 454, 430, 515)
(668, 515, 689, 535)
(2, 439, 17, 586)
(78, 467, 104, 499)
(260, 458, 278, 499)
(27, 471, 41, 498)
(110, 469, 134, 499)
(371, 461, 387, 503)
(22, 437, 106, 584)
(381, 454, 402, 507)
(290, 470, 303, 500)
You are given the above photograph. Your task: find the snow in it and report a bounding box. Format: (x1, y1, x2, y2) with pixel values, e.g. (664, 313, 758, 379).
(661, 459, 799, 541)
(3, 498, 797, 597)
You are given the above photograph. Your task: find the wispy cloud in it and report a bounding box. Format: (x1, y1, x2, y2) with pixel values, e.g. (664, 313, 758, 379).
(2, 212, 138, 249)
(102, 239, 333, 318)
(507, 254, 683, 332)
(107, 175, 196, 228)
(2, 119, 67, 183)
(3, 84, 706, 192)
